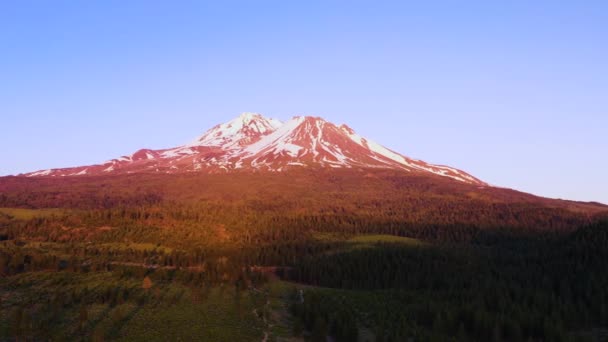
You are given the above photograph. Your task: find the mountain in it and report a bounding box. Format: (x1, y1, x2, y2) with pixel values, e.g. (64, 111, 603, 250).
(23, 113, 485, 185)
(3, 112, 607, 242)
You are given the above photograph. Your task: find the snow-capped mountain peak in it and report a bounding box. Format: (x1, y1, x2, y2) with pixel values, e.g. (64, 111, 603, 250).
(188, 112, 282, 150)
(23, 113, 485, 185)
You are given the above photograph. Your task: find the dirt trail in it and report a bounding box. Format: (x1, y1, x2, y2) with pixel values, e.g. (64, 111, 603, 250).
(251, 286, 273, 342)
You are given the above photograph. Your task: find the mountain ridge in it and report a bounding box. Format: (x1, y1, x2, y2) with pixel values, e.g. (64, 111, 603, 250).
(23, 112, 485, 185)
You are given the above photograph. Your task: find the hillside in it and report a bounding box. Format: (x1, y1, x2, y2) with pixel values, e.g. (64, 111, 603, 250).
(1, 169, 606, 248)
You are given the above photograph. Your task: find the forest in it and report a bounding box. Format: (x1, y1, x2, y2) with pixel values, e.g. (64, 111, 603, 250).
(1, 169, 608, 341)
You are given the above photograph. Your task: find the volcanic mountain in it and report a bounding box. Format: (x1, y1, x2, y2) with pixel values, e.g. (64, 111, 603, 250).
(24, 113, 484, 185)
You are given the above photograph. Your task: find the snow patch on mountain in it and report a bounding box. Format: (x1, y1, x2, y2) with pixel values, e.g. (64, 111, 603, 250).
(189, 112, 282, 150)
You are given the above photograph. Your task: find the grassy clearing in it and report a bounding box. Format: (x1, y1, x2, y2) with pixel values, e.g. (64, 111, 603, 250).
(311, 231, 345, 242)
(0, 271, 269, 341)
(0, 207, 65, 220)
(313, 232, 427, 246)
(113, 287, 263, 341)
(346, 234, 427, 246)
(97, 242, 174, 253)
(342, 234, 428, 253)
(312, 233, 428, 256)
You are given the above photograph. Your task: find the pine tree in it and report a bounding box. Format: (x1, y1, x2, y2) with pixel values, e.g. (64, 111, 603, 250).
(79, 305, 89, 331)
(142, 276, 153, 291)
(11, 307, 24, 341)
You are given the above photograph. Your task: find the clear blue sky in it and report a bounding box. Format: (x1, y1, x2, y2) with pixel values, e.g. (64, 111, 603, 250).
(1, 1, 607, 203)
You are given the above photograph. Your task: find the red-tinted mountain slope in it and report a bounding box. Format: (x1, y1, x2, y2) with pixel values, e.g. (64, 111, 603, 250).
(23, 113, 484, 185)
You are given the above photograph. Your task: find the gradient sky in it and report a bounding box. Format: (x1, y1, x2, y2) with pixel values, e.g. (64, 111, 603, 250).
(1, 1, 607, 203)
